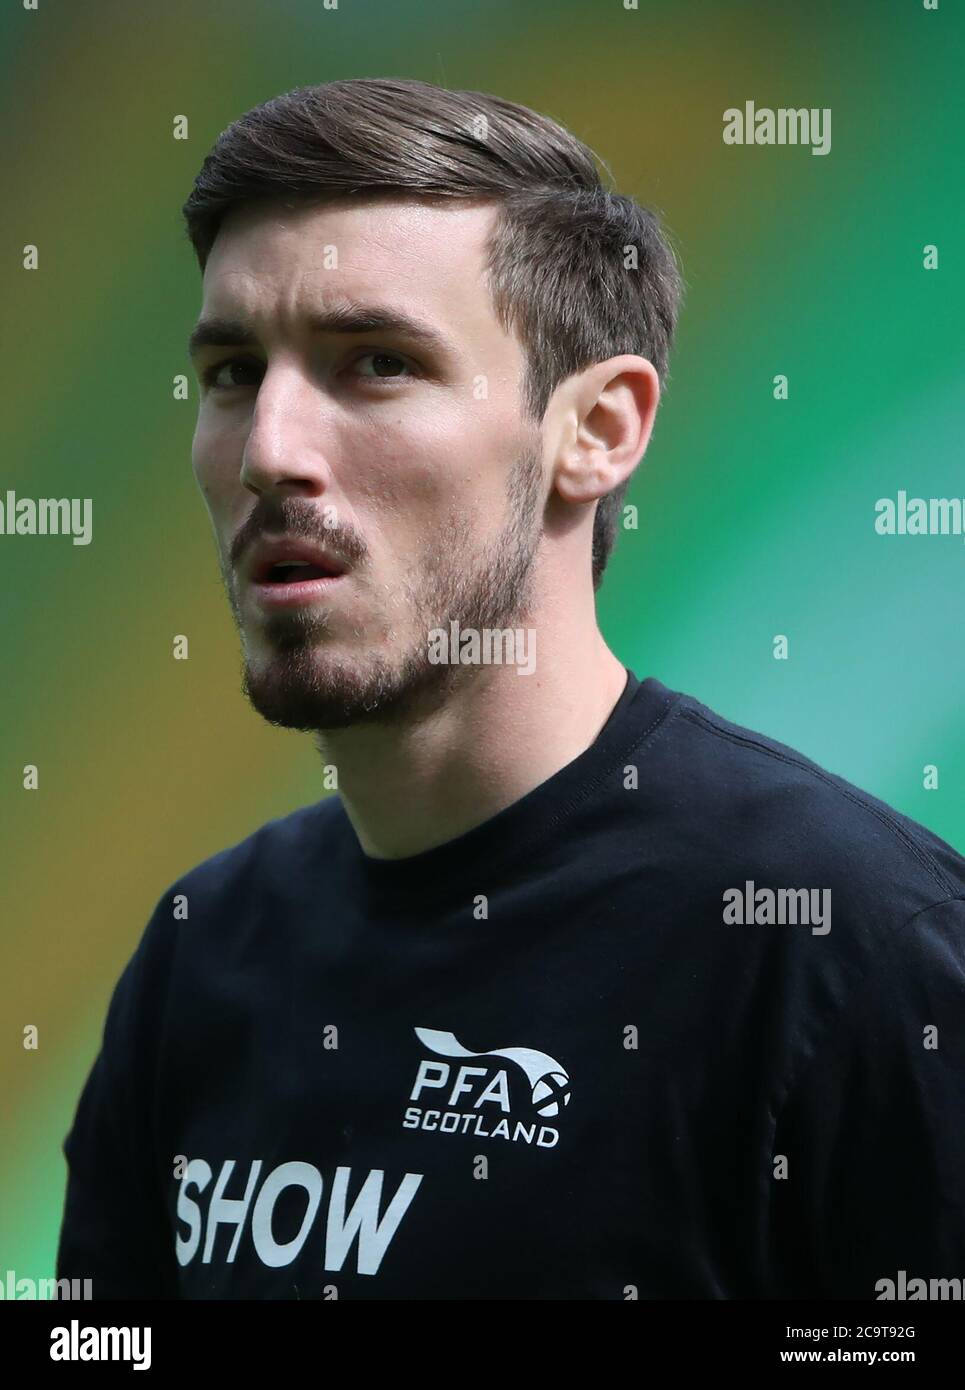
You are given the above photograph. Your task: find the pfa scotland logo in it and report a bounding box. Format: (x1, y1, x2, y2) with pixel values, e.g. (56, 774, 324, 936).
(402, 1027, 571, 1149)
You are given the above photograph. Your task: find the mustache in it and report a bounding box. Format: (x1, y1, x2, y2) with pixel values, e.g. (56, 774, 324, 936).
(230, 498, 366, 573)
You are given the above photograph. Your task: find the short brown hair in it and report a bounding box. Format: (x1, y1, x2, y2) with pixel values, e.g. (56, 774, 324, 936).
(182, 77, 683, 590)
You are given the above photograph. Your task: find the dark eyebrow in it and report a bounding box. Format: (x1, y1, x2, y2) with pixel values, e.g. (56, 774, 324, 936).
(186, 300, 455, 363)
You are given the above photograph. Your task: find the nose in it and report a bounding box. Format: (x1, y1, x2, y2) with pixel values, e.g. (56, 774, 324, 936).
(239, 365, 333, 498)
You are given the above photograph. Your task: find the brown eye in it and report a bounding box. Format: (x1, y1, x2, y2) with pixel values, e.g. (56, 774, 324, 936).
(205, 358, 263, 390)
(352, 351, 412, 380)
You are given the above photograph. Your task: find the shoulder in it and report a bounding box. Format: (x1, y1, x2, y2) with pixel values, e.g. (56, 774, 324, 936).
(130, 795, 347, 977)
(165, 794, 345, 904)
(649, 681, 965, 922)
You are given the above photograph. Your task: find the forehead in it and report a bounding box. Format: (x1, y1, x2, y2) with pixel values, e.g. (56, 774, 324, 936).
(200, 196, 509, 351)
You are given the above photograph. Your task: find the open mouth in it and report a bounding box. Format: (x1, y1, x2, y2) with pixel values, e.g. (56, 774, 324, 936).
(250, 556, 347, 609)
(262, 561, 334, 584)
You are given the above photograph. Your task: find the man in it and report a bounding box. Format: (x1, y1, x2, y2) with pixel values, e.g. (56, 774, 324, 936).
(57, 77, 965, 1300)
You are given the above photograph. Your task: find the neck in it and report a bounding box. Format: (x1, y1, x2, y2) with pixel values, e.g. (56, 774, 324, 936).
(313, 624, 627, 860)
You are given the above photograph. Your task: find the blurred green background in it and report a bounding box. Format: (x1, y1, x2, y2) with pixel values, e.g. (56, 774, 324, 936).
(1, 0, 962, 1283)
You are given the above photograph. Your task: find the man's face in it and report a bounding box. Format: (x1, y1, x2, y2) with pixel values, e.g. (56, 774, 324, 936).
(189, 196, 546, 731)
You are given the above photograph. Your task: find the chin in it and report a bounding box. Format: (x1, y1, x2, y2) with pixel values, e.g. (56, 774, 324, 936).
(239, 642, 450, 733)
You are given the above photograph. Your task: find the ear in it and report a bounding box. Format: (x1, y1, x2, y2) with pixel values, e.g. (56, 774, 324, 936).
(552, 355, 660, 507)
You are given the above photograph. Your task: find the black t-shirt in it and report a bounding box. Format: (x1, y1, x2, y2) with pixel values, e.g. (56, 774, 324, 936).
(56, 669, 965, 1299)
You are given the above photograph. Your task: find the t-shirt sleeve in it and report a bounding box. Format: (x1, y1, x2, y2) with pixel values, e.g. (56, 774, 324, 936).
(769, 894, 965, 1298)
(56, 903, 180, 1299)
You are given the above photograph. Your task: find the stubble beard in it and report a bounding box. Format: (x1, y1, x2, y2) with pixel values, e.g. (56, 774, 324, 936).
(233, 444, 544, 732)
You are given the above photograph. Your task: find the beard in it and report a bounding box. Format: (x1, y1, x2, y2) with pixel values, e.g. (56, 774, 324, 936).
(230, 443, 544, 732)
